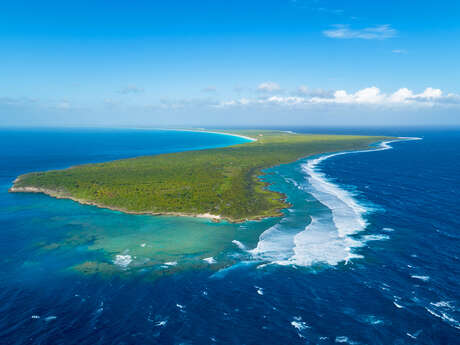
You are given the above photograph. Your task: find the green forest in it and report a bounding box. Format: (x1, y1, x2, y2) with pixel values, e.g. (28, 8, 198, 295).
(11, 130, 389, 222)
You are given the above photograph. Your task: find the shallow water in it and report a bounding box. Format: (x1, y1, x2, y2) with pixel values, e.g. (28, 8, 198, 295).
(1, 127, 459, 344)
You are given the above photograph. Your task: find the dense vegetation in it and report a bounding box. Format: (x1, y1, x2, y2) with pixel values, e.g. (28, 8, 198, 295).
(11, 130, 388, 221)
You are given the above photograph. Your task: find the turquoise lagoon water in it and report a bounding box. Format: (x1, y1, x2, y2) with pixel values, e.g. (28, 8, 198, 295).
(1, 128, 459, 344)
(1, 129, 266, 276)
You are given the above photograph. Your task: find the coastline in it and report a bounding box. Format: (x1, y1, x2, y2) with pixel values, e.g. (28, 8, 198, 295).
(3, 129, 459, 344)
(140, 127, 258, 143)
(9, 130, 391, 223)
(9, 185, 239, 223)
(9, 128, 261, 223)
(251, 136, 423, 266)
(9, 183, 280, 223)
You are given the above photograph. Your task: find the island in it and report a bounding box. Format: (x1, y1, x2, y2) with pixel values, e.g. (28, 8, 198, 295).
(9, 130, 389, 222)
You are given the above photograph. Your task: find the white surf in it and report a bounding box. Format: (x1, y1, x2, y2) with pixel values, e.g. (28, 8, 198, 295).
(252, 137, 420, 267)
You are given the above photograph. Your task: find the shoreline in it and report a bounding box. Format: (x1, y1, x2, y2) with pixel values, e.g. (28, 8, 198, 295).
(9, 184, 279, 223)
(9, 130, 393, 223)
(136, 127, 258, 143)
(251, 136, 422, 266)
(7, 128, 273, 223)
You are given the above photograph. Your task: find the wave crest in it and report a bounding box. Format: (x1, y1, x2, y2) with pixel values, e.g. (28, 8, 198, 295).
(252, 138, 420, 267)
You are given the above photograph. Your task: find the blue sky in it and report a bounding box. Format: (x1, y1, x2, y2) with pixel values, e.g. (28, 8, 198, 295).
(1, 0, 459, 127)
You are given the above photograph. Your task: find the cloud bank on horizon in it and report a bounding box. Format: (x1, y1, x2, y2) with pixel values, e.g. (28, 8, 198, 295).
(0, 0, 459, 126)
(217, 85, 459, 108)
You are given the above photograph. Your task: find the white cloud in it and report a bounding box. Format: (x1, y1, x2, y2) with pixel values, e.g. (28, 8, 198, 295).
(323, 24, 397, 40)
(311, 87, 444, 105)
(265, 96, 305, 105)
(392, 49, 407, 54)
(418, 87, 442, 99)
(257, 81, 281, 92)
(217, 97, 251, 107)
(389, 88, 413, 103)
(388, 87, 442, 103)
(311, 87, 385, 104)
(217, 87, 457, 109)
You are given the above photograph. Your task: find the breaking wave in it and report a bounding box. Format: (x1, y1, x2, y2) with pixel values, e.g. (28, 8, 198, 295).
(252, 138, 420, 267)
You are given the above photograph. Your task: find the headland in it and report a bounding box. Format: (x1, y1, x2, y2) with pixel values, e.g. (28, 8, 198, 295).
(10, 129, 391, 222)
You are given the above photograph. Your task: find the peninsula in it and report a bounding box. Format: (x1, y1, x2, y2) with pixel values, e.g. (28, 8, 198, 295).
(10, 130, 389, 222)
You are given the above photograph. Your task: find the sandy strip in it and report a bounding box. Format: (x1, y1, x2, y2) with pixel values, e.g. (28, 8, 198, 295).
(133, 127, 258, 142)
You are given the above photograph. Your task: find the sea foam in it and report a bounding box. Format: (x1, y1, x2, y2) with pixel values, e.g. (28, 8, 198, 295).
(232, 240, 246, 250)
(113, 254, 132, 268)
(252, 138, 420, 267)
(202, 257, 217, 264)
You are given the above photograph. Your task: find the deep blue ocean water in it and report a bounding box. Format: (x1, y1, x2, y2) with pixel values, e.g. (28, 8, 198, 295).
(0, 128, 459, 344)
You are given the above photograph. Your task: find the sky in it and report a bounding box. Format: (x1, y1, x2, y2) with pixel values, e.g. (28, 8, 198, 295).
(1, 0, 459, 127)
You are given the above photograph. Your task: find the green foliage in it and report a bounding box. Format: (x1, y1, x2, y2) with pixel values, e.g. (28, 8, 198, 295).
(13, 131, 389, 221)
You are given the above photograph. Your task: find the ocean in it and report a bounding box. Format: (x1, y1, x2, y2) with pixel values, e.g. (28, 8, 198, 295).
(0, 127, 459, 344)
